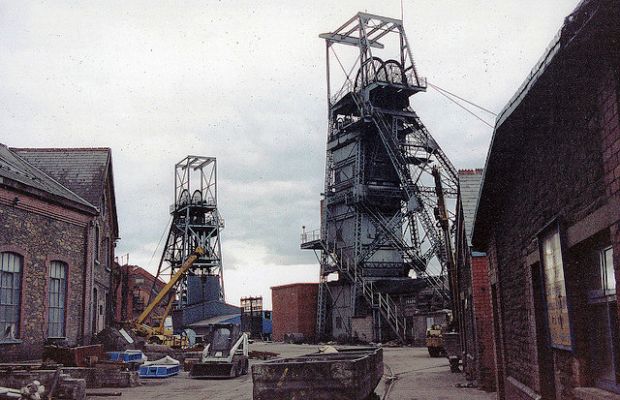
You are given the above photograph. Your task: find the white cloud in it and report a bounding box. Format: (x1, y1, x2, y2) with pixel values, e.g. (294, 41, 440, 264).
(0, 0, 582, 302)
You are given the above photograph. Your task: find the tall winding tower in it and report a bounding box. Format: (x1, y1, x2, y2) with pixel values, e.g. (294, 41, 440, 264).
(153, 156, 225, 311)
(303, 13, 458, 342)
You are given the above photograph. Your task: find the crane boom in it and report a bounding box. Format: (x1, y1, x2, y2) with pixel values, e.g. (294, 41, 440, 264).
(135, 246, 205, 326)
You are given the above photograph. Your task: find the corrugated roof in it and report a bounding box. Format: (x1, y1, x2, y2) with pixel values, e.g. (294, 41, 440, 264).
(12, 147, 111, 208)
(458, 169, 483, 245)
(0, 144, 96, 211)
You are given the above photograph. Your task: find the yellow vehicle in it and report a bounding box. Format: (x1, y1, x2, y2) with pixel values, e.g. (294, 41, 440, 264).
(130, 247, 205, 347)
(426, 324, 446, 358)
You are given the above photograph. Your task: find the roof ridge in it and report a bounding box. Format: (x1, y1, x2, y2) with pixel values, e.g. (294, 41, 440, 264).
(11, 147, 111, 152)
(458, 168, 484, 175)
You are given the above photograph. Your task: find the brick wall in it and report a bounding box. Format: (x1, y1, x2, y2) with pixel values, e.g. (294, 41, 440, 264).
(114, 266, 166, 324)
(0, 188, 93, 361)
(471, 255, 496, 391)
(477, 9, 620, 399)
(271, 283, 318, 342)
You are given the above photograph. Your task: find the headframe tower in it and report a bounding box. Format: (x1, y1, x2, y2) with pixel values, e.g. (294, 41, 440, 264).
(152, 156, 225, 312)
(303, 13, 458, 342)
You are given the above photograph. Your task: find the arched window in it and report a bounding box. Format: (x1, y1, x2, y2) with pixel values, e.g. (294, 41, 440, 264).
(94, 225, 100, 264)
(48, 261, 67, 337)
(0, 252, 23, 338)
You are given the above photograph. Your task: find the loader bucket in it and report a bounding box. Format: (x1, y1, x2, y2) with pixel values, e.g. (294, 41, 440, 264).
(190, 362, 236, 379)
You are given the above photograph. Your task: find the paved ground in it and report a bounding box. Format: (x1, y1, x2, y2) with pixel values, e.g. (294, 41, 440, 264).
(87, 343, 495, 400)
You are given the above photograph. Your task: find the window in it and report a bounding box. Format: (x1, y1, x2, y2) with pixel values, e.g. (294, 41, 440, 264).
(94, 225, 100, 264)
(0, 252, 22, 338)
(540, 226, 572, 350)
(48, 261, 67, 337)
(602, 247, 616, 293)
(103, 238, 109, 270)
(588, 246, 619, 392)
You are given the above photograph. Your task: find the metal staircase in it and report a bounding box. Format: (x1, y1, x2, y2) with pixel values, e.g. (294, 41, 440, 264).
(320, 238, 407, 342)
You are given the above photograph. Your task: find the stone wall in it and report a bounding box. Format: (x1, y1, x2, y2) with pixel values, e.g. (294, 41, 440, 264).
(0, 188, 92, 361)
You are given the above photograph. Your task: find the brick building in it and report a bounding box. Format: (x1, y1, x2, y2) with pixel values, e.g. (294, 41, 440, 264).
(271, 283, 318, 342)
(473, 1, 620, 398)
(115, 265, 166, 326)
(453, 169, 495, 391)
(0, 145, 119, 361)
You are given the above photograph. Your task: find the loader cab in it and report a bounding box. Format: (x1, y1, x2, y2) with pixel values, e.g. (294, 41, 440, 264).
(209, 323, 241, 358)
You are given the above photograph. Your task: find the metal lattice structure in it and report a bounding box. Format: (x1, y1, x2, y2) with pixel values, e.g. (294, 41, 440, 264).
(304, 13, 458, 342)
(152, 156, 225, 309)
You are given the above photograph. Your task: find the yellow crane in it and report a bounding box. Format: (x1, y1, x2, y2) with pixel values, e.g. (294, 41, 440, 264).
(131, 246, 205, 346)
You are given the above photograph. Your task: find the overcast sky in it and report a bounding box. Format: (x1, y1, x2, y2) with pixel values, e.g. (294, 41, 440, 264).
(0, 0, 580, 308)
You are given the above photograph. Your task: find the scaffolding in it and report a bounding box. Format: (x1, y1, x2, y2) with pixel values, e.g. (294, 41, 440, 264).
(304, 13, 458, 342)
(151, 156, 225, 311)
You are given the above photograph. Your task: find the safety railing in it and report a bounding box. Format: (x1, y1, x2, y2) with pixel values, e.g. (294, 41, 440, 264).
(300, 229, 321, 244)
(330, 62, 427, 105)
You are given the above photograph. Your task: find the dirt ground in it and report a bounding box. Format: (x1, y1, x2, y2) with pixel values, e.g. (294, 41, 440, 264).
(87, 343, 495, 400)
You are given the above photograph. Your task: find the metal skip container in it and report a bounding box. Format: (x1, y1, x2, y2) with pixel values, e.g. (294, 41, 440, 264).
(251, 347, 383, 400)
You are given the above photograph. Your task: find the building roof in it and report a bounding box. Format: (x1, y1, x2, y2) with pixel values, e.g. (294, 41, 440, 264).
(12, 147, 111, 208)
(13, 147, 119, 238)
(270, 282, 319, 290)
(0, 144, 97, 213)
(458, 169, 483, 246)
(189, 313, 241, 328)
(124, 265, 166, 289)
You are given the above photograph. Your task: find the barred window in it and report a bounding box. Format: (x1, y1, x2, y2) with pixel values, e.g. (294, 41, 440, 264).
(0, 252, 22, 338)
(48, 261, 67, 337)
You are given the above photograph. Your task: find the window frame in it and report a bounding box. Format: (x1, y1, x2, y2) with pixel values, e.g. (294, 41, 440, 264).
(588, 246, 617, 304)
(0, 252, 23, 342)
(94, 224, 100, 266)
(47, 260, 68, 338)
(586, 245, 620, 392)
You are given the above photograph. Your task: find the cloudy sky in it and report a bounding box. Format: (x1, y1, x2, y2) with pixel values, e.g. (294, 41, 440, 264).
(0, 0, 580, 308)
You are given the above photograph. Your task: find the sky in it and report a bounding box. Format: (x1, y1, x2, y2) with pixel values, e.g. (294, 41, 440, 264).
(0, 0, 581, 308)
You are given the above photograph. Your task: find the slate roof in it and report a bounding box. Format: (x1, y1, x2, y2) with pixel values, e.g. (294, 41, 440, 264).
(0, 144, 96, 212)
(458, 169, 483, 246)
(12, 147, 111, 209)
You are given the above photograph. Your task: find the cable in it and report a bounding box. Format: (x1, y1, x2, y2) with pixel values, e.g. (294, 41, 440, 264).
(427, 82, 497, 116)
(330, 47, 360, 85)
(429, 85, 495, 128)
(147, 215, 172, 270)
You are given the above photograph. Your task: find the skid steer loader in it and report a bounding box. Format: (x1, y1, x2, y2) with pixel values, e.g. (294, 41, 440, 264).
(190, 323, 249, 379)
